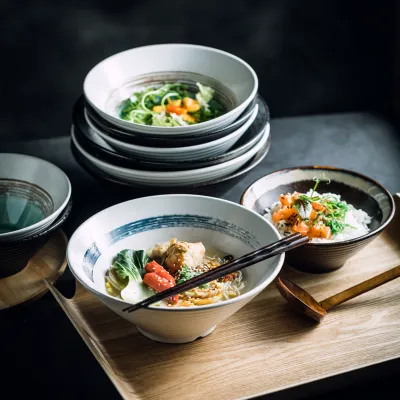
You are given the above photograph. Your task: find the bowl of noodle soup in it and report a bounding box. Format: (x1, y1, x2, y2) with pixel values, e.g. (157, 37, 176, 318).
(67, 195, 284, 343)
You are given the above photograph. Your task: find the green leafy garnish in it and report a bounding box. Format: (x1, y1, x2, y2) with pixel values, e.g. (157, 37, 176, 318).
(318, 196, 352, 234)
(113, 249, 150, 281)
(119, 82, 225, 126)
(196, 82, 214, 105)
(111, 249, 155, 303)
(176, 264, 198, 284)
(293, 175, 353, 234)
(311, 174, 331, 197)
(176, 264, 209, 289)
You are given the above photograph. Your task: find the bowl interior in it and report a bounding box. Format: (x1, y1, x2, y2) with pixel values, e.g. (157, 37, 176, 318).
(0, 154, 70, 213)
(241, 167, 394, 240)
(106, 72, 237, 119)
(92, 227, 258, 300)
(67, 195, 283, 309)
(0, 179, 54, 234)
(84, 44, 257, 133)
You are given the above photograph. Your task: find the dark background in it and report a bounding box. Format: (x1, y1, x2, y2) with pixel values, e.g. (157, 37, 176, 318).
(0, 0, 398, 141)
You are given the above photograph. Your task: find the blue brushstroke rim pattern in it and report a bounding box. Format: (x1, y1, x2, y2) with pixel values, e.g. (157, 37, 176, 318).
(82, 214, 260, 282)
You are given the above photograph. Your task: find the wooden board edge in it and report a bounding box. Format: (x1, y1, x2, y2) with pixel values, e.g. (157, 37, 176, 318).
(46, 193, 400, 399)
(240, 353, 400, 399)
(44, 279, 134, 400)
(0, 230, 69, 311)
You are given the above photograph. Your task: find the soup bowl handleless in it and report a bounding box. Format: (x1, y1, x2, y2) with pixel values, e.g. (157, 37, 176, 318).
(67, 195, 284, 343)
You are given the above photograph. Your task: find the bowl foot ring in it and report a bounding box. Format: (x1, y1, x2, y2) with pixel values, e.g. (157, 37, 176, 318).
(136, 325, 217, 344)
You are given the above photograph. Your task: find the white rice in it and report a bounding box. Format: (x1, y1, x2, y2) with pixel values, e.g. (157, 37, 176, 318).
(263, 191, 372, 243)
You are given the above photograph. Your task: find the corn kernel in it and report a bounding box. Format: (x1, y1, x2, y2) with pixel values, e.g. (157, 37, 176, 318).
(168, 98, 182, 107)
(183, 97, 200, 112)
(153, 105, 163, 113)
(181, 113, 196, 123)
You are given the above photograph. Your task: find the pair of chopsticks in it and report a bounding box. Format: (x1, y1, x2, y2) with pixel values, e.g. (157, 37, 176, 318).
(122, 233, 309, 313)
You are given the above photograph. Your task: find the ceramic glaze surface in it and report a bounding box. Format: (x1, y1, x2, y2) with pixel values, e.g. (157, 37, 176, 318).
(71, 131, 271, 190)
(0, 200, 72, 278)
(92, 104, 259, 162)
(83, 44, 258, 135)
(72, 95, 269, 171)
(241, 167, 395, 272)
(71, 126, 269, 187)
(0, 179, 53, 233)
(83, 95, 261, 145)
(0, 154, 71, 241)
(67, 195, 284, 343)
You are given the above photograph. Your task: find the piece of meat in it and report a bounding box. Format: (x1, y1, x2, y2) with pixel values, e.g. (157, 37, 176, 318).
(147, 239, 177, 260)
(163, 241, 205, 273)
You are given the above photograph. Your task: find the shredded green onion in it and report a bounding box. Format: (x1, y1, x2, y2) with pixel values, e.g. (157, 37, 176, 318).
(119, 82, 225, 126)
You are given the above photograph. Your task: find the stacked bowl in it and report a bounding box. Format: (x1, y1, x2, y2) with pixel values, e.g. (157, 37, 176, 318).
(71, 44, 270, 188)
(0, 154, 72, 278)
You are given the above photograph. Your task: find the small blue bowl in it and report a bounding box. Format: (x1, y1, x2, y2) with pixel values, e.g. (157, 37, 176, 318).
(0, 178, 54, 235)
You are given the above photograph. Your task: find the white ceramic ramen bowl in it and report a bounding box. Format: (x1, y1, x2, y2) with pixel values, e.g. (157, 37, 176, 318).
(67, 195, 284, 343)
(83, 44, 258, 136)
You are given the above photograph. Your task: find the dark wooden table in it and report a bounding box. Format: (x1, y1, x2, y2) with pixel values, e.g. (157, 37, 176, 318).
(1, 112, 400, 399)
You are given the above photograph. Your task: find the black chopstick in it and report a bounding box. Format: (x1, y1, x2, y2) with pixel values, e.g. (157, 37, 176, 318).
(121, 233, 300, 311)
(122, 233, 309, 313)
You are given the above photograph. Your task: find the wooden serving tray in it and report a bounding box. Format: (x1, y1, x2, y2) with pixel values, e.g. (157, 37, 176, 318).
(47, 194, 400, 400)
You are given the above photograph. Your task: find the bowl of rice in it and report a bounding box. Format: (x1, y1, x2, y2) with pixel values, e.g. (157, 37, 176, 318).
(240, 166, 395, 273)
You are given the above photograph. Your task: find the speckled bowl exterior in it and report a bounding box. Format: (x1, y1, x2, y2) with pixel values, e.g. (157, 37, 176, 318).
(240, 166, 395, 273)
(0, 200, 72, 278)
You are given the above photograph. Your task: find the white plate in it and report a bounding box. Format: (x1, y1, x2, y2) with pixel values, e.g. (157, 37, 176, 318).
(71, 125, 269, 187)
(85, 105, 258, 162)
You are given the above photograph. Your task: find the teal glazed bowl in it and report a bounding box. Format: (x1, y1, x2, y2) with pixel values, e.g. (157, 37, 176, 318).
(0, 153, 71, 242)
(0, 179, 54, 235)
(240, 166, 395, 273)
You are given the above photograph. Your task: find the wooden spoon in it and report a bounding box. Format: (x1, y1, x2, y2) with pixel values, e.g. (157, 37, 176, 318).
(276, 265, 400, 322)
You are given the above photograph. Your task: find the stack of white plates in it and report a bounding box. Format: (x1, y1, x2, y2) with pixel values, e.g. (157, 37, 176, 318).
(70, 44, 271, 188)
